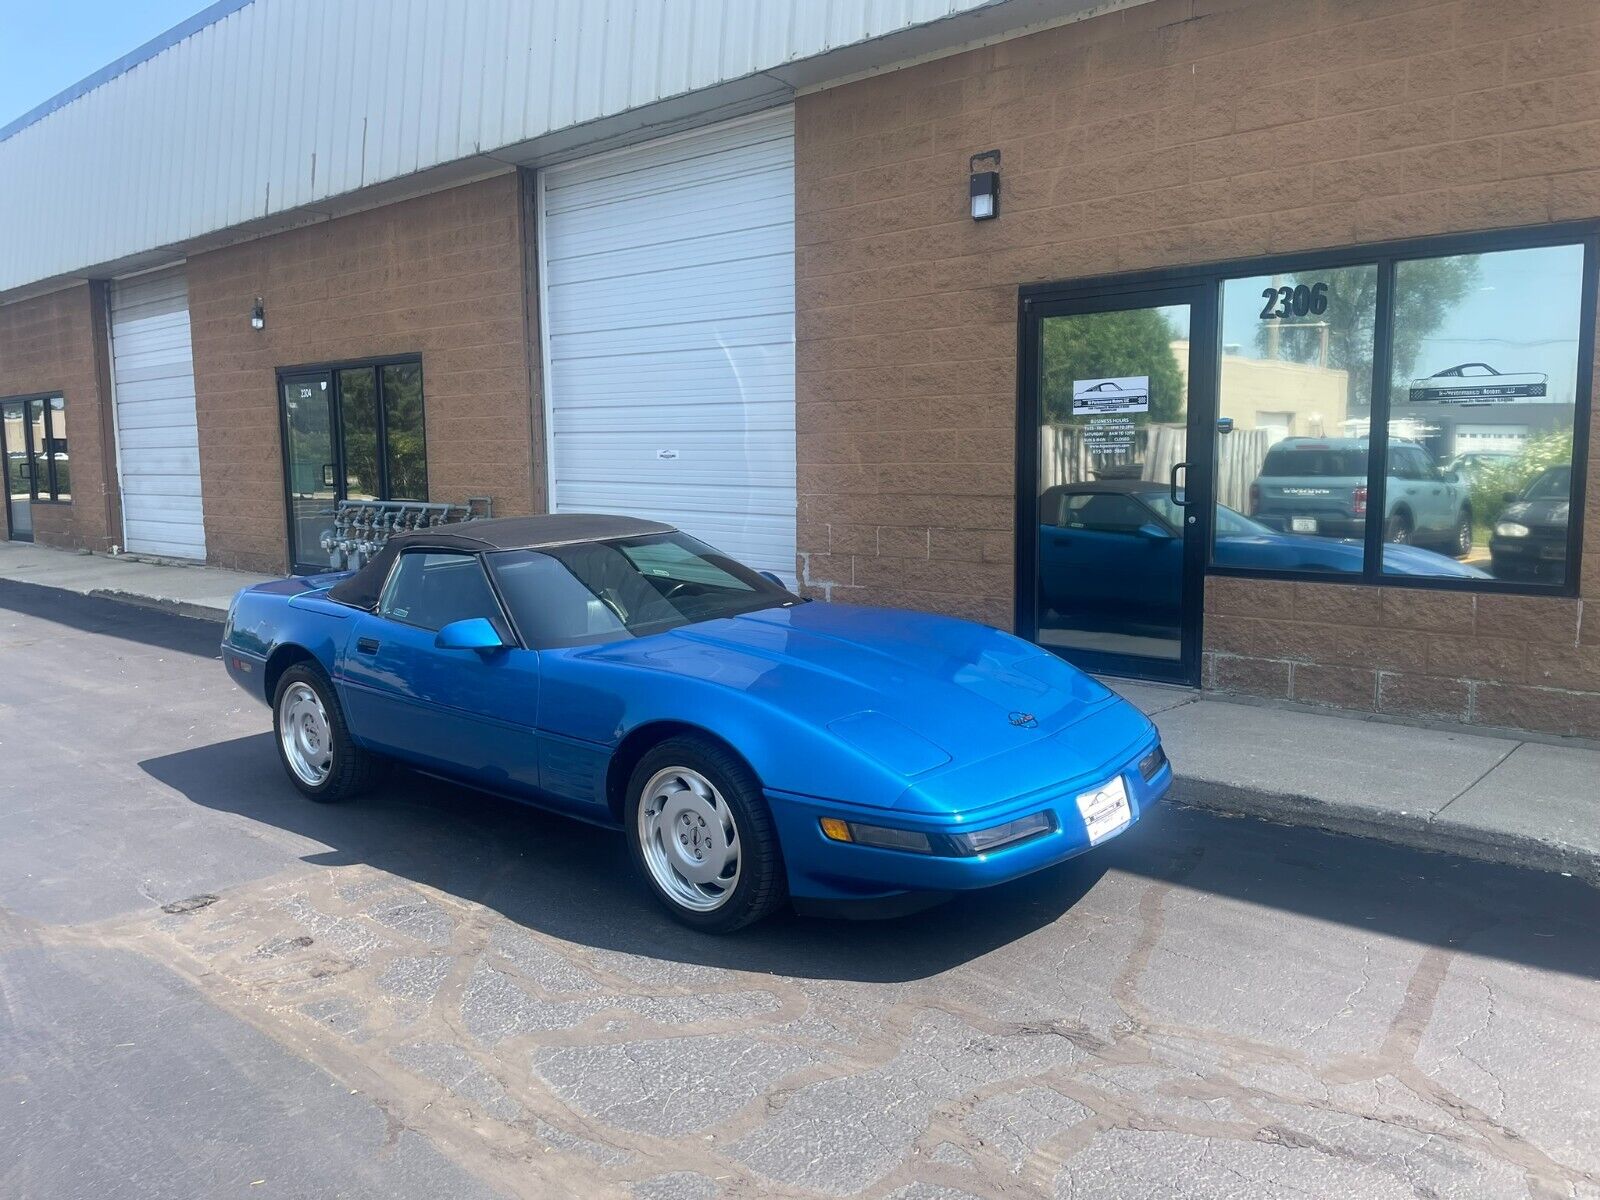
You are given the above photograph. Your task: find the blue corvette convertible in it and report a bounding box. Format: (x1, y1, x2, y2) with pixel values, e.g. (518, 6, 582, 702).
(223, 514, 1169, 931)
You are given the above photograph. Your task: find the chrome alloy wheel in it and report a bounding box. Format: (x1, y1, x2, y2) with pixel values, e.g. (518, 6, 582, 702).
(279, 680, 333, 787)
(637, 766, 741, 912)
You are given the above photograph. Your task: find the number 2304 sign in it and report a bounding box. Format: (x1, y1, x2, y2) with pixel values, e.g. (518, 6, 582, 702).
(1260, 281, 1329, 320)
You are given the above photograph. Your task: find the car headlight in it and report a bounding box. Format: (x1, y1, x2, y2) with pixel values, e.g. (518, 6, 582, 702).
(1495, 521, 1530, 538)
(818, 811, 1055, 857)
(947, 811, 1054, 855)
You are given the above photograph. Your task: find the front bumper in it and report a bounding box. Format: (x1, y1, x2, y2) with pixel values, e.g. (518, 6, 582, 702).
(1489, 538, 1567, 581)
(769, 730, 1170, 903)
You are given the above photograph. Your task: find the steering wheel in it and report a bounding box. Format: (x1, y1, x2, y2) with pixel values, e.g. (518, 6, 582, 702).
(597, 592, 627, 623)
(661, 580, 696, 601)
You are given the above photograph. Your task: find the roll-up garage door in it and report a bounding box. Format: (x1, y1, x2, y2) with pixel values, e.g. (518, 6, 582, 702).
(539, 108, 796, 582)
(110, 267, 206, 559)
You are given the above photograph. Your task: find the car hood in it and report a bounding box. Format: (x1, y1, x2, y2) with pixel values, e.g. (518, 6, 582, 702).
(1216, 532, 1489, 578)
(581, 601, 1122, 775)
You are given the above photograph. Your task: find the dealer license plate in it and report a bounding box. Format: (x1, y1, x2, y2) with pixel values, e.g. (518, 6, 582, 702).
(1076, 776, 1132, 845)
(1290, 517, 1318, 533)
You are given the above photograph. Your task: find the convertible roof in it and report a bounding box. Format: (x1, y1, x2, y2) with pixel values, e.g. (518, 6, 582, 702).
(323, 513, 677, 609)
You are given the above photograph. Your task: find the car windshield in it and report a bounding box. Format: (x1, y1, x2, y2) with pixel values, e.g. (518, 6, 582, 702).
(1259, 446, 1368, 477)
(1524, 467, 1571, 500)
(487, 533, 798, 648)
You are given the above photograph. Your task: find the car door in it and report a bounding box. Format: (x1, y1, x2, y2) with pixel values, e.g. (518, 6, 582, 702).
(338, 550, 541, 792)
(1419, 450, 1462, 536)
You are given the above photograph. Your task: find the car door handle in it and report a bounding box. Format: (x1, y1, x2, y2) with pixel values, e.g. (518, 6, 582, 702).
(356, 637, 380, 654)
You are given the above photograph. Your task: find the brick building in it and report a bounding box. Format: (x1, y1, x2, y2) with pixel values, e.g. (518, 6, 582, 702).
(2, 0, 1596, 736)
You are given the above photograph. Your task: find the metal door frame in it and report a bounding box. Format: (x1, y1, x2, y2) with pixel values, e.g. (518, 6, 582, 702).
(1015, 281, 1218, 687)
(276, 368, 338, 574)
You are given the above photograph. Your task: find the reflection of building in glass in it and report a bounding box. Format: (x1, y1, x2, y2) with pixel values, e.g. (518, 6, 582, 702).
(1179, 340, 1351, 512)
(1038, 340, 1352, 505)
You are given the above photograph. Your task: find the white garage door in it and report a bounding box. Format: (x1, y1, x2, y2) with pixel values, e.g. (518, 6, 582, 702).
(539, 109, 796, 582)
(1453, 424, 1529, 455)
(110, 267, 206, 559)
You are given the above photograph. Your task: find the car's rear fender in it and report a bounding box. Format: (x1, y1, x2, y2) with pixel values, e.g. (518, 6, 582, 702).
(222, 581, 355, 706)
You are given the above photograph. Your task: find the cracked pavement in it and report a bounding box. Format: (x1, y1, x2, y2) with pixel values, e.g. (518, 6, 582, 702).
(2, 580, 1598, 1199)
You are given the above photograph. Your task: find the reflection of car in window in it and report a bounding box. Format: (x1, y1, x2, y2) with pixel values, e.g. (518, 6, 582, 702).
(1489, 466, 1571, 583)
(1037, 480, 1486, 626)
(1408, 362, 1548, 403)
(1248, 436, 1473, 558)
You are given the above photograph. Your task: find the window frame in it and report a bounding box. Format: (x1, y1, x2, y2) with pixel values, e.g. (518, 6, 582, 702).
(273, 354, 428, 507)
(0, 391, 69, 505)
(1017, 222, 1597, 598)
(375, 547, 518, 640)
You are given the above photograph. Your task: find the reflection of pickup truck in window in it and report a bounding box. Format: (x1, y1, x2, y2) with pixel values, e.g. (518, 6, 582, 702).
(1249, 436, 1473, 558)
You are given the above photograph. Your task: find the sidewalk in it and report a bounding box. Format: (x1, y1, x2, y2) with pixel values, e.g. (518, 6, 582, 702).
(1116, 680, 1600, 886)
(3, 539, 1596, 886)
(0, 541, 270, 621)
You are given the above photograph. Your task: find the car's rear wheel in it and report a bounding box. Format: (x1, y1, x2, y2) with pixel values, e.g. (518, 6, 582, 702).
(625, 737, 786, 933)
(1453, 508, 1474, 558)
(272, 663, 382, 803)
(1384, 512, 1413, 545)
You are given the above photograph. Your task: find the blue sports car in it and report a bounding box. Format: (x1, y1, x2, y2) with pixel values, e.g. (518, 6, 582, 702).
(223, 514, 1170, 931)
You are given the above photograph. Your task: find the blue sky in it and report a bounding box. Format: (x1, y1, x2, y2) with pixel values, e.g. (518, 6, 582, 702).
(0, 0, 205, 127)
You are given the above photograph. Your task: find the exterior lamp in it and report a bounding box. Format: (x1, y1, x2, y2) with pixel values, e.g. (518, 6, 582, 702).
(250, 297, 266, 330)
(969, 150, 1000, 221)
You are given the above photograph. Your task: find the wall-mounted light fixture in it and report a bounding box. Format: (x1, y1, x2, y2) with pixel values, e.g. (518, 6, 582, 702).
(969, 149, 1000, 221)
(250, 297, 266, 331)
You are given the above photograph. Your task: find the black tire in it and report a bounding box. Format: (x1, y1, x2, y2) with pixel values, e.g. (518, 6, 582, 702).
(271, 662, 383, 803)
(1452, 507, 1474, 559)
(1384, 511, 1413, 545)
(624, 736, 786, 933)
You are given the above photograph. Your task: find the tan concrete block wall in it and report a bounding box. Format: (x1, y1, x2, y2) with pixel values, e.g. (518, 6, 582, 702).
(188, 173, 537, 573)
(0, 283, 119, 551)
(795, 0, 1600, 736)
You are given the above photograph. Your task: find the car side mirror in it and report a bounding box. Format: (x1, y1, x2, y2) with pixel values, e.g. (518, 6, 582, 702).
(1136, 522, 1174, 541)
(434, 617, 508, 654)
(1444, 471, 1460, 484)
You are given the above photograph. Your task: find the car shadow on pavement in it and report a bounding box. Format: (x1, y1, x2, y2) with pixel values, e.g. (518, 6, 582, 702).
(0, 579, 221, 658)
(141, 734, 1123, 983)
(143, 734, 1600, 984)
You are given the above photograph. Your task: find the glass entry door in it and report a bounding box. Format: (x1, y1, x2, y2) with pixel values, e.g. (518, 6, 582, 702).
(2, 398, 39, 542)
(1018, 285, 1213, 684)
(280, 371, 336, 571)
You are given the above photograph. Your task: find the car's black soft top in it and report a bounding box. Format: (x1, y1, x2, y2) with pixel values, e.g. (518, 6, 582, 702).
(324, 513, 677, 610)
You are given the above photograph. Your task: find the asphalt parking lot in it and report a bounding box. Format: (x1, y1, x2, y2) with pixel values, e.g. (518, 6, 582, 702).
(2, 579, 1598, 1200)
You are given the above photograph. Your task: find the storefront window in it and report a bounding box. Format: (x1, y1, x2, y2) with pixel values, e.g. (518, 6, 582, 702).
(1383, 243, 1585, 584)
(338, 368, 381, 501)
(1206, 235, 1590, 591)
(1214, 265, 1377, 574)
(277, 358, 428, 571)
(382, 363, 427, 501)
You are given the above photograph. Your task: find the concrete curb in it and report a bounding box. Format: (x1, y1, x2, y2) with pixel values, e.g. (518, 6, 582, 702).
(87, 589, 227, 625)
(1169, 777, 1600, 887)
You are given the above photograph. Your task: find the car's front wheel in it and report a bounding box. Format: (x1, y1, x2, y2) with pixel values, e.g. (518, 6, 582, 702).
(1384, 512, 1413, 545)
(272, 663, 382, 803)
(625, 737, 786, 932)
